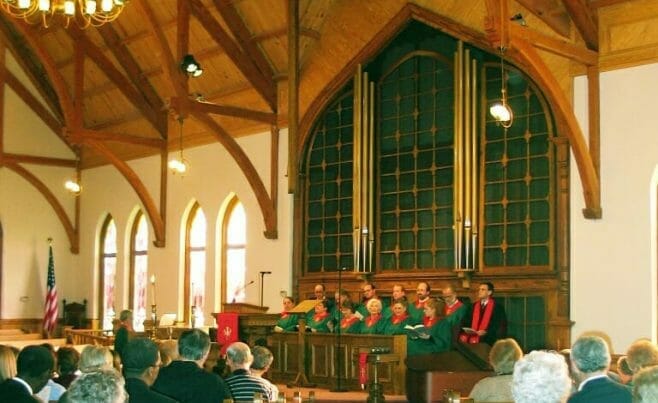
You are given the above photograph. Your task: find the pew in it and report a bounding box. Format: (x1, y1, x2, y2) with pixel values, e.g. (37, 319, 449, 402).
(0, 332, 42, 342)
(2, 338, 68, 350)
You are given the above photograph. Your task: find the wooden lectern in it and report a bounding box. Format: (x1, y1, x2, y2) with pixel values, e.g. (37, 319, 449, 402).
(221, 302, 269, 314)
(213, 303, 277, 347)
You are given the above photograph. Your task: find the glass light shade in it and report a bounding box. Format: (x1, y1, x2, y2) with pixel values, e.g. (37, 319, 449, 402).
(85, 0, 96, 14)
(168, 158, 188, 175)
(101, 0, 112, 12)
(18, 0, 31, 8)
(38, 0, 49, 11)
(64, 0, 74, 15)
(490, 102, 512, 124)
(64, 179, 82, 194)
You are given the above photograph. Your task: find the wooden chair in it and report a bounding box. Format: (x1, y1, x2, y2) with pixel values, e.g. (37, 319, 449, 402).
(62, 299, 87, 329)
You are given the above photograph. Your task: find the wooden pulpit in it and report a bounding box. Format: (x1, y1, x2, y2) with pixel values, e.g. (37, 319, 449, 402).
(221, 302, 269, 314)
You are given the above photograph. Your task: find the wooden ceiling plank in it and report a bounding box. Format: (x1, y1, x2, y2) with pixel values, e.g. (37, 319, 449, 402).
(188, 0, 276, 112)
(133, 0, 188, 103)
(515, 0, 572, 38)
(561, 0, 599, 50)
(251, 26, 320, 42)
(2, 152, 77, 167)
(0, 17, 64, 122)
(68, 29, 167, 136)
(5, 71, 64, 140)
(214, 0, 275, 82)
(510, 24, 597, 65)
(191, 109, 277, 238)
(70, 128, 164, 148)
(96, 24, 167, 135)
(73, 40, 84, 130)
(177, 0, 190, 62)
(189, 99, 276, 124)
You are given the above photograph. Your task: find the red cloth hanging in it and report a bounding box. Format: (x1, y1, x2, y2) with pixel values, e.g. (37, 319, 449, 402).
(216, 313, 239, 354)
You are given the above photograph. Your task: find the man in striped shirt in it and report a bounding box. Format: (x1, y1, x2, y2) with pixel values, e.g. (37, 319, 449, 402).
(225, 342, 273, 401)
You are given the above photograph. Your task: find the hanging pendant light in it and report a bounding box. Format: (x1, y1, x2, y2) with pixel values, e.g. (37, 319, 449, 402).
(489, 47, 513, 128)
(168, 117, 188, 175)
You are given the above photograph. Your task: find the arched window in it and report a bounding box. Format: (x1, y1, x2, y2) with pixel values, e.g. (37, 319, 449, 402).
(222, 197, 247, 303)
(0, 222, 3, 315)
(129, 212, 148, 331)
(185, 203, 206, 327)
(99, 215, 117, 331)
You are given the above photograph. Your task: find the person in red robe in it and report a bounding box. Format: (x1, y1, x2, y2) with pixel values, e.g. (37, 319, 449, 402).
(460, 282, 506, 345)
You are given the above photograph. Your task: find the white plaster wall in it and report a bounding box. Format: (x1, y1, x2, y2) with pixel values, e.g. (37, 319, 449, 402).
(78, 129, 293, 326)
(572, 63, 658, 353)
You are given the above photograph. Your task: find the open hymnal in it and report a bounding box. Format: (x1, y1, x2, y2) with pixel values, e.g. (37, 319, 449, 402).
(461, 327, 478, 334)
(404, 324, 430, 339)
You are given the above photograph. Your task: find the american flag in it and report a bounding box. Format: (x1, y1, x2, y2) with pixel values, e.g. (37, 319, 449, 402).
(43, 245, 58, 334)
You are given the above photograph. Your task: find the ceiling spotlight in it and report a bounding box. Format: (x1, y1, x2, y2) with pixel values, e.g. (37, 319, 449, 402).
(510, 13, 527, 27)
(181, 54, 203, 77)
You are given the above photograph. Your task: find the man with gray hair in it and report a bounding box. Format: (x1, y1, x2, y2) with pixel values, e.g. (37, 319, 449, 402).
(225, 342, 272, 401)
(152, 329, 231, 403)
(512, 350, 571, 403)
(568, 335, 631, 402)
(250, 345, 279, 401)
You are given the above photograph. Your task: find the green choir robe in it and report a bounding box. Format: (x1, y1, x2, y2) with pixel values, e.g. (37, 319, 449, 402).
(275, 312, 299, 331)
(338, 316, 361, 334)
(382, 314, 413, 335)
(407, 317, 452, 355)
(358, 314, 385, 334)
(307, 312, 332, 333)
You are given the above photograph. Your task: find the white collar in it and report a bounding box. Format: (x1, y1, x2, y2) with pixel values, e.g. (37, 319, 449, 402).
(12, 377, 33, 395)
(577, 374, 609, 391)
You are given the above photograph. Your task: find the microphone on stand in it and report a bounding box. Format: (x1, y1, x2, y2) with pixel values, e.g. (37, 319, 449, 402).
(232, 280, 255, 303)
(260, 271, 272, 274)
(259, 271, 272, 307)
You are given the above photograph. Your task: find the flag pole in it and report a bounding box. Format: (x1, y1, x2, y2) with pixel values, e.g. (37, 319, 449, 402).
(43, 238, 58, 339)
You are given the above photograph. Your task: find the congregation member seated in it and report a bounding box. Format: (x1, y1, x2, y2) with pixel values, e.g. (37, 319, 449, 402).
(469, 338, 523, 402)
(158, 340, 179, 367)
(250, 346, 279, 401)
(0, 345, 54, 403)
(382, 299, 412, 335)
(36, 343, 66, 402)
(63, 369, 127, 403)
(302, 300, 333, 333)
(337, 301, 361, 334)
(79, 345, 114, 373)
(460, 282, 506, 345)
(568, 334, 631, 402)
(512, 350, 571, 403)
(0, 344, 17, 382)
(274, 296, 298, 332)
(225, 342, 274, 401)
(625, 338, 658, 375)
(359, 298, 386, 334)
(633, 365, 658, 402)
(616, 356, 633, 385)
(153, 329, 232, 403)
(406, 298, 453, 355)
(54, 346, 80, 388)
(121, 337, 176, 403)
(203, 342, 224, 376)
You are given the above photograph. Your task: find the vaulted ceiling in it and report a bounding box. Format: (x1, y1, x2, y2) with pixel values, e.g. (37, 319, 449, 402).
(0, 0, 627, 169)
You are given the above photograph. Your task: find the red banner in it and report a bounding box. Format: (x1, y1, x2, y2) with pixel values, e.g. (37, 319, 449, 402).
(216, 313, 239, 354)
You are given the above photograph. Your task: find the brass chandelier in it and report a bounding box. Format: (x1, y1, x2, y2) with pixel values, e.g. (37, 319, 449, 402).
(0, 0, 127, 28)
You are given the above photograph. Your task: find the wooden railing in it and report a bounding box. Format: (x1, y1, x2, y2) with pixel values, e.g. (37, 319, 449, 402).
(64, 328, 114, 346)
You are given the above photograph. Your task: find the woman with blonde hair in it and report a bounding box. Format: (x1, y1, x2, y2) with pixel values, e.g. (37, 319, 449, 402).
(469, 338, 523, 401)
(0, 344, 17, 381)
(407, 298, 452, 355)
(79, 345, 114, 373)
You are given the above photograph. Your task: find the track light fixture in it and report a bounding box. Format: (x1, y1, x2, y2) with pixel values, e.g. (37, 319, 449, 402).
(180, 54, 203, 78)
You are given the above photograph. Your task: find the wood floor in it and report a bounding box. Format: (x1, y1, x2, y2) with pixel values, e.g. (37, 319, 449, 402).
(276, 384, 408, 402)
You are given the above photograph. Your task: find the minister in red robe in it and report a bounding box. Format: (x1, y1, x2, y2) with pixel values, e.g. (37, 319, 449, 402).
(460, 282, 506, 345)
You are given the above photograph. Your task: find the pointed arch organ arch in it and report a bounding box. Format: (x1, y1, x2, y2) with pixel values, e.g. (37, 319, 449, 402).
(184, 202, 207, 326)
(129, 210, 148, 331)
(221, 195, 247, 304)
